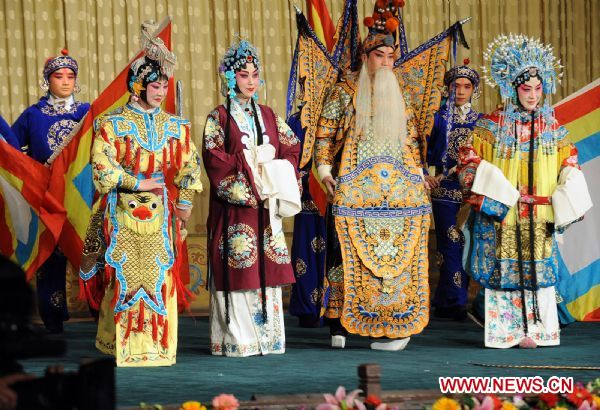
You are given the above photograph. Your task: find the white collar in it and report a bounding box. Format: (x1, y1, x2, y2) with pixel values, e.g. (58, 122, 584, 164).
(48, 94, 75, 110)
(454, 102, 471, 119)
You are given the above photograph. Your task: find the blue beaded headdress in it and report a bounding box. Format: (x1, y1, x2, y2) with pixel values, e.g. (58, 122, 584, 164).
(219, 38, 262, 100)
(43, 49, 78, 82)
(444, 58, 481, 99)
(40, 49, 80, 93)
(482, 34, 562, 100)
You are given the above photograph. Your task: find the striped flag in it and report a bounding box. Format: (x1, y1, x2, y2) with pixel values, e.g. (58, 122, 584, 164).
(47, 18, 175, 270)
(0, 140, 66, 278)
(554, 78, 600, 322)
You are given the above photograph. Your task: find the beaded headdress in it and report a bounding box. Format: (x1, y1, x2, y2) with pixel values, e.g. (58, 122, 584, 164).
(444, 58, 481, 99)
(40, 49, 79, 93)
(219, 38, 262, 100)
(362, 0, 405, 55)
(127, 21, 177, 97)
(482, 34, 562, 101)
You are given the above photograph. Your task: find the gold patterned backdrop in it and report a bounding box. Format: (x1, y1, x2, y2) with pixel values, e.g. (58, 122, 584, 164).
(1, 0, 599, 313)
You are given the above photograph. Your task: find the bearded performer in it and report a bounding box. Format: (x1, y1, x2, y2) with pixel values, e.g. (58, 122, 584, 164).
(11, 50, 90, 333)
(315, 1, 431, 351)
(425, 60, 482, 321)
(458, 34, 592, 349)
(203, 39, 301, 357)
(80, 29, 202, 366)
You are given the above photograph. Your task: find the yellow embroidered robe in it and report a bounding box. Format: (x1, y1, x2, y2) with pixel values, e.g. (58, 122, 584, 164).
(85, 103, 202, 366)
(314, 73, 431, 338)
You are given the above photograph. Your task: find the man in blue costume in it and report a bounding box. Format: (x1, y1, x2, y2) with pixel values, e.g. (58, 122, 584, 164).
(287, 111, 327, 328)
(11, 49, 90, 333)
(424, 60, 482, 322)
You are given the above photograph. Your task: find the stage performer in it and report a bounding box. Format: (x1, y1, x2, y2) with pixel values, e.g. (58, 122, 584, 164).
(458, 34, 592, 348)
(287, 110, 327, 328)
(425, 60, 482, 321)
(11, 50, 90, 333)
(315, 1, 431, 351)
(203, 38, 301, 357)
(81, 30, 202, 366)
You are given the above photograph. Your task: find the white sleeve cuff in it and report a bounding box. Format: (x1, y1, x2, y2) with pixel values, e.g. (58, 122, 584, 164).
(317, 164, 333, 182)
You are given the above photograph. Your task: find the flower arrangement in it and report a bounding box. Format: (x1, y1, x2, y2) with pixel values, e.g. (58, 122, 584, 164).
(315, 386, 395, 410)
(430, 378, 600, 410)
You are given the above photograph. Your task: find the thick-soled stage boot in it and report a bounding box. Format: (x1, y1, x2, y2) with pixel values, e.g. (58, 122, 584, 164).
(370, 337, 410, 351)
(331, 335, 346, 349)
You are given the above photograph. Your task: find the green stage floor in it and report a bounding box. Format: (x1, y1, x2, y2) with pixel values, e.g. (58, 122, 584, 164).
(20, 316, 600, 407)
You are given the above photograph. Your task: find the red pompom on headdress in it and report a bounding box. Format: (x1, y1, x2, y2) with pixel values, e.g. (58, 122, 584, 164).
(61, 48, 69, 56)
(364, 17, 374, 28)
(463, 58, 470, 65)
(385, 18, 399, 33)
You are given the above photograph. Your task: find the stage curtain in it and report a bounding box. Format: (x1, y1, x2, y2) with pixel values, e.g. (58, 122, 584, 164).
(1, 0, 598, 313)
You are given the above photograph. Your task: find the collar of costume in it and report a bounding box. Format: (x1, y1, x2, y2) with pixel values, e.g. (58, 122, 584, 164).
(127, 21, 177, 96)
(483, 34, 562, 100)
(219, 38, 262, 99)
(362, 0, 404, 55)
(48, 93, 75, 110)
(128, 101, 161, 115)
(230, 97, 269, 149)
(43, 49, 78, 81)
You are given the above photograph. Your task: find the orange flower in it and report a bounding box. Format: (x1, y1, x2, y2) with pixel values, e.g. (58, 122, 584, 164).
(364, 394, 383, 407)
(180, 401, 206, 410)
(432, 397, 461, 410)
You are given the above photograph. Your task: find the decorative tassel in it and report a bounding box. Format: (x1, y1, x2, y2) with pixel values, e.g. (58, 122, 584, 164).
(133, 148, 141, 175)
(169, 139, 175, 172)
(125, 137, 132, 165)
(185, 127, 190, 153)
(115, 311, 123, 324)
(158, 313, 164, 326)
(151, 313, 158, 342)
(137, 301, 145, 332)
(145, 152, 155, 178)
(124, 310, 134, 339)
(100, 128, 110, 144)
(176, 140, 182, 170)
(115, 140, 121, 161)
(160, 319, 169, 349)
(162, 147, 168, 171)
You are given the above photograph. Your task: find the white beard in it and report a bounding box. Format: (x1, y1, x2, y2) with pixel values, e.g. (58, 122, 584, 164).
(355, 65, 408, 148)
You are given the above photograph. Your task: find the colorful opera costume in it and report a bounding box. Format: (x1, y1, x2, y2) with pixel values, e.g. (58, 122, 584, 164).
(11, 49, 90, 333)
(427, 60, 482, 319)
(80, 27, 202, 366)
(203, 39, 301, 357)
(458, 34, 592, 348)
(315, 1, 431, 351)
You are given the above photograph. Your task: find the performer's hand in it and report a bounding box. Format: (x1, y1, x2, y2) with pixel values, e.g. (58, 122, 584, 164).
(424, 175, 441, 189)
(175, 206, 192, 222)
(138, 178, 165, 191)
(323, 176, 336, 202)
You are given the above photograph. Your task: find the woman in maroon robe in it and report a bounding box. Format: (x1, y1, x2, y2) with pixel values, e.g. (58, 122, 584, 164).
(202, 39, 301, 357)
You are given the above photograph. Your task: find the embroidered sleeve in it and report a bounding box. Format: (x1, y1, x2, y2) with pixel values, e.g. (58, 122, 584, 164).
(202, 109, 259, 207)
(174, 123, 203, 205)
(91, 122, 138, 193)
(314, 85, 348, 168)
